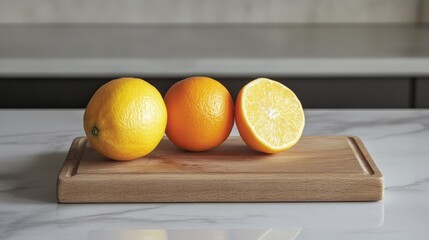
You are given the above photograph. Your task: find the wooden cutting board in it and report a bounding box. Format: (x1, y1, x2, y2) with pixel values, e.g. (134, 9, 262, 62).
(57, 136, 383, 203)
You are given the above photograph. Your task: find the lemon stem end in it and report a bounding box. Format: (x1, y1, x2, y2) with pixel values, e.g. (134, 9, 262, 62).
(91, 126, 99, 136)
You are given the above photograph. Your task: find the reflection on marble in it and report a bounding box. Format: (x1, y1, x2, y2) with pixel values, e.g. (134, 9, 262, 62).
(1, 110, 429, 240)
(88, 229, 302, 240)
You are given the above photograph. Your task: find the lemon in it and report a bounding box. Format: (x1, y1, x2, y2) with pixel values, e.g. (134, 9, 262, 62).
(83, 77, 167, 161)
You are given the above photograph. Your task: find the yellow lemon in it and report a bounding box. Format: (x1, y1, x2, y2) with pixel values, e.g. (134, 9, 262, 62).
(83, 77, 167, 161)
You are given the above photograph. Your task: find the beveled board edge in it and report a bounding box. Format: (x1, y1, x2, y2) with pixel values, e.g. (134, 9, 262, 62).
(349, 136, 384, 199)
(57, 137, 87, 202)
(58, 174, 383, 203)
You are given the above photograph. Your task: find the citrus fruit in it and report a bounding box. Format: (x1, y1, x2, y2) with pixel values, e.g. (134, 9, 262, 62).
(164, 76, 234, 151)
(235, 78, 305, 153)
(83, 77, 167, 161)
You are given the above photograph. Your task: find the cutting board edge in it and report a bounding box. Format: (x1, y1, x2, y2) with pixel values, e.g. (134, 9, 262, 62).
(57, 174, 383, 203)
(351, 136, 383, 178)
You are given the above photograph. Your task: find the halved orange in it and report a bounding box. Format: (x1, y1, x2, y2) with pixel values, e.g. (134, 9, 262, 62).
(235, 78, 305, 153)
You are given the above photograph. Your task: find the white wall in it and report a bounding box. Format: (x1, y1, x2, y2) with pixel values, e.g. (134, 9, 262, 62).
(423, 0, 429, 22)
(0, 0, 426, 24)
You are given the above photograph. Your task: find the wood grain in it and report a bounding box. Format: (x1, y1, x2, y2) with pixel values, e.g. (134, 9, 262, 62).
(57, 136, 384, 203)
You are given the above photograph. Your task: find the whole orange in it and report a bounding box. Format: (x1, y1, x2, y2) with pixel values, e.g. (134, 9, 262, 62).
(83, 77, 167, 161)
(164, 76, 234, 151)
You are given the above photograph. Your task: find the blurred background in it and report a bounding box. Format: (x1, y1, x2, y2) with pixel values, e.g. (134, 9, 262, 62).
(0, 0, 428, 108)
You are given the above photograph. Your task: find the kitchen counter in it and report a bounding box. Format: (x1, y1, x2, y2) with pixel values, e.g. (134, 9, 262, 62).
(1, 109, 428, 239)
(1, 25, 429, 77)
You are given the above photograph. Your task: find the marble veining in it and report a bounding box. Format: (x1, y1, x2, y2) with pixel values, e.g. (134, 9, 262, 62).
(1, 110, 429, 239)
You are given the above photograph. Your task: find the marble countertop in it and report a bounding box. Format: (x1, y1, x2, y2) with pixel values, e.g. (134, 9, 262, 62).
(1, 109, 429, 240)
(1, 25, 429, 77)
(0, 110, 429, 240)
